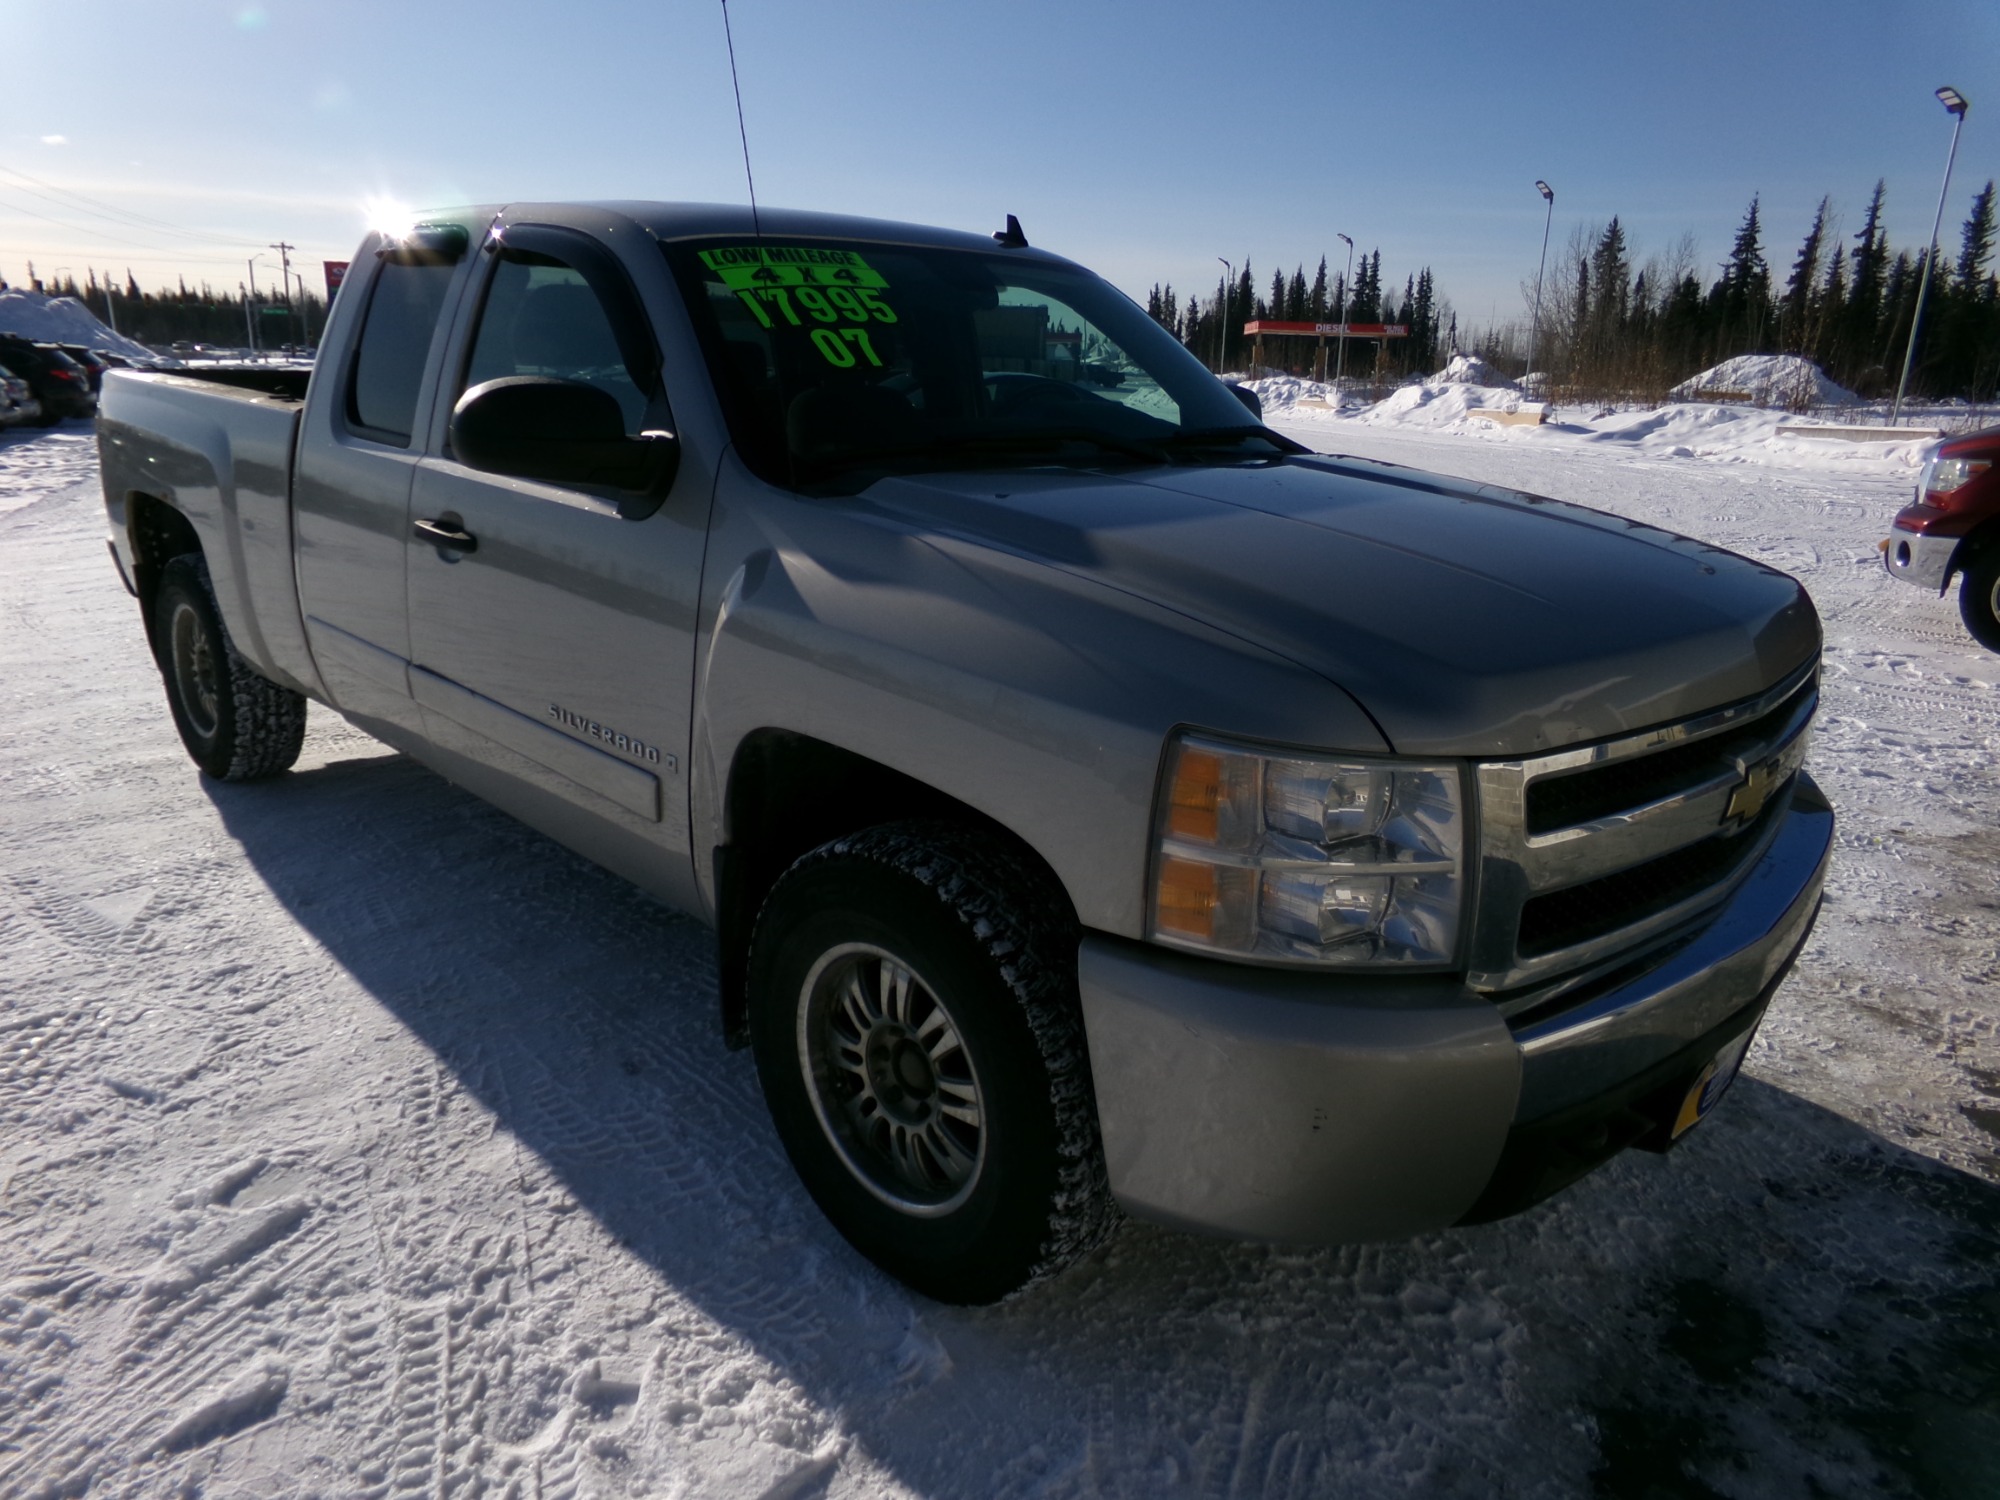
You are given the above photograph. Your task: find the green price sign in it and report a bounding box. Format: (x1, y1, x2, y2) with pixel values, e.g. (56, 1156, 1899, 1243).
(699, 245, 888, 291)
(707, 245, 898, 364)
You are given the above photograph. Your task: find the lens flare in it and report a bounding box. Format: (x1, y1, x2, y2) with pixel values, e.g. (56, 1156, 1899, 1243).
(363, 196, 415, 242)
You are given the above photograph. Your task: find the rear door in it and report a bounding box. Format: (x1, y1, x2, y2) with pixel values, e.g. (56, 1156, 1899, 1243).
(405, 220, 710, 896)
(293, 222, 475, 736)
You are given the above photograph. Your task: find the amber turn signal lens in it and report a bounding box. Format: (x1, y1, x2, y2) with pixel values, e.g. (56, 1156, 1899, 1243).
(1155, 854, 1219, 940)
(1166, 748, 1224, 843)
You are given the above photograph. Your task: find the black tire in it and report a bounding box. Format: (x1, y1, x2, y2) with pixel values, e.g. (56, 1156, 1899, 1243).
(1959, 548, 2000, 653)
(153, 553, 307, 780)
(747, 821, 1116, 1304)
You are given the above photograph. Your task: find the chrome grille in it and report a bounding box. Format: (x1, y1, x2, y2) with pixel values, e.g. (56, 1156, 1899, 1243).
(1469, 665, 1817, 993)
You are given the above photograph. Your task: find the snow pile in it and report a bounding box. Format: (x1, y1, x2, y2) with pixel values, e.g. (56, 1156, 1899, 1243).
(1349, 381, 1534, 429)
(1427, 353, 1513, 388)
(0, 289, 155, 361)
(1669, 354, 1857, 409)
(1240, 374, 1336, 413)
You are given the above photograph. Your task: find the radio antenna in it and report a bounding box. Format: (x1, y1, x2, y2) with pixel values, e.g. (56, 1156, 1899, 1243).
(719, 0, 761, 238)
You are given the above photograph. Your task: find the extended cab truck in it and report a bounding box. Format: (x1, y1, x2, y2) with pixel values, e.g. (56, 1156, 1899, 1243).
(98, 203, 1834, 1304)
(1883, 424, 2000, 652)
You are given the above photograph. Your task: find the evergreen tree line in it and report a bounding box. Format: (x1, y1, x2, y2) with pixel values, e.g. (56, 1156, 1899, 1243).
(12, 267, 328, 351)
(1489, 181, 1999, 406)
(1144, 250, 1450, 379)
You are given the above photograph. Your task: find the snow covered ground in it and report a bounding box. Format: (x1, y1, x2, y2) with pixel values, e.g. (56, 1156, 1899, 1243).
(2, 407, 1996, 1499)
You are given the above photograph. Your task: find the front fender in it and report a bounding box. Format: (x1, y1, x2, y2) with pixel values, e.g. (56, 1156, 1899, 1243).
(689, 472, 1388, 938)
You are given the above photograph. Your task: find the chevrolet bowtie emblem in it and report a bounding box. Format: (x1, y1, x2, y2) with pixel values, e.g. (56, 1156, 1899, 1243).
(1723, 756, 1783, 828)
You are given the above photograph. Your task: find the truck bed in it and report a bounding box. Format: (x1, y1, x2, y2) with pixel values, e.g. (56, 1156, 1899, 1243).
(97, 368, 320, 699)
(158, 364, 312, 402)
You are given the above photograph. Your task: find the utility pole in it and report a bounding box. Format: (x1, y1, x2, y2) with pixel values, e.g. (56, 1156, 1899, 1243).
(241, 283, 255, 352)
(270, 242, 297, 350)
(102, 273, 119, 335)
(1334, 233, 1354, 393)
(1216, 257, 1234, 375)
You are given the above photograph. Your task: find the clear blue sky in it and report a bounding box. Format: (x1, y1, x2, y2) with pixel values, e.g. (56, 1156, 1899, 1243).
(4, 0, 1997, 340)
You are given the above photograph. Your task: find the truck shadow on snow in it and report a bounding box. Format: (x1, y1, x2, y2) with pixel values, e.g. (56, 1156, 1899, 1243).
(206, 741, 2000, 1500)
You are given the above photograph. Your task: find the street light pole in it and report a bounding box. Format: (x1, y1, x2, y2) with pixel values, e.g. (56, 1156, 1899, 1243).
(1334, 233, 1354, 392)
(247, 256, 266, 358)
(1526, 180, 1555, 394)
(1217, 257, 1234, 374)
(1892, 87, 1969, 426)
(270, 242, 297, 349)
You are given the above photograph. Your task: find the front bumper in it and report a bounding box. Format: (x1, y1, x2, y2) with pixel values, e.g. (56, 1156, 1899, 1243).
(1883, 527, 1961, 593)
(1077, 774, 1834, 1244)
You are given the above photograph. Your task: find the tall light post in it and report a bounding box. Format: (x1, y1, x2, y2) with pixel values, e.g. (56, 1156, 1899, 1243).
(247, 256, 269, 358)
(1526, 180, 1555, 394)
(1892, 87, 1969, 426)
(1216, 256, 1234, 374)
(1334, 232, 1354, 391)
(270, 241, 297, 349)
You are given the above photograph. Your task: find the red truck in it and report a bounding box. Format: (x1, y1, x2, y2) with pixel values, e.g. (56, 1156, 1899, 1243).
(1883, 424, 2000, 650)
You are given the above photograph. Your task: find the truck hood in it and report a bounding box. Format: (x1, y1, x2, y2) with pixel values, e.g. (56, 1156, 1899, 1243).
(863, 455, 1819, 757)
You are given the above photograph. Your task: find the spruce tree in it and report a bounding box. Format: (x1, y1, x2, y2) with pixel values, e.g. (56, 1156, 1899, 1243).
(1955, 181, 1996, 288)
(1844, 181, 1889, 386)
(1710, 195, 1772, 355)
(1309, 256, 1328, 321)
(1781, 197, 1830, 355)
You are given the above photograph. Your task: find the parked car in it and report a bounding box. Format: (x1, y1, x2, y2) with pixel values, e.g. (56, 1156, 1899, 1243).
(1883, 424, 2000, 651)
(97, 201, 1832, 1303)
(0, 362, 43, 427)
(0, 336, 96, 422)
(58, 344, 112, 394)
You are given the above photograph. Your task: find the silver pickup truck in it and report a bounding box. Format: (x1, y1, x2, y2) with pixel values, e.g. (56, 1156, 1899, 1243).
(98, 202, 1832, 1303)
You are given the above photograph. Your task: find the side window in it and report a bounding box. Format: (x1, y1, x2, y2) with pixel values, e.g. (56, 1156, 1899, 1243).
(463, 251, 652, 435)
(346, 258, 456, 444)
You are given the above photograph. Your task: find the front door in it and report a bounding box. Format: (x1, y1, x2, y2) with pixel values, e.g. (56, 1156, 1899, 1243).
(406, 224, 708, 897)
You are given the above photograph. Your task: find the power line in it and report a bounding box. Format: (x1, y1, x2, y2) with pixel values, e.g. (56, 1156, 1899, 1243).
(0, 163, 242, 243)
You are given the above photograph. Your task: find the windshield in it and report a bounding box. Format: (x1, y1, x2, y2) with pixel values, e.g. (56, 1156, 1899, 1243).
(663, 237, 1294, 492)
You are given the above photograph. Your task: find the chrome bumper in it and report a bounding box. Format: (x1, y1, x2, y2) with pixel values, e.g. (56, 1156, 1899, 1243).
(1883, 529, 1960, 593)
(1077, 775, 1834, 1244)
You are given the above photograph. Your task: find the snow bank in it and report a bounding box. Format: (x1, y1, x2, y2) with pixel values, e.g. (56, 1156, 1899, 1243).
(0, 289, 155, 361)
(1669, 354, 1857, 409)
(1427, 353, 1513, 388)
(1352, 381, 1536, 429)
(1264, 368, 1931, 471)
(1240, 374, 1336, 413)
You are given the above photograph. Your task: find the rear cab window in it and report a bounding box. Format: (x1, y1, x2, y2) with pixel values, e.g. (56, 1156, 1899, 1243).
(344, 227, 468, 446)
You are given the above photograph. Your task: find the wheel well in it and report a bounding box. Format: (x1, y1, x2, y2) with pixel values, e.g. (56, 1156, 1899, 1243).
(712, 729, 1071, 1047)
(126, 493, 202, 643)
(1955, 515, 2000, 570)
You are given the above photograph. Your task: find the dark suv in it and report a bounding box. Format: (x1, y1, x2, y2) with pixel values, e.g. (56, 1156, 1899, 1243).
(0, 337, 97, 422)
(57, 344, 112, 395)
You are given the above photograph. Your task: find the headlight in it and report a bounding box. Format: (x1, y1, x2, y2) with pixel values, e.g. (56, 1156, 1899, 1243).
(1925, 457, 1991, 497)
(1148, 732, 1466, 967)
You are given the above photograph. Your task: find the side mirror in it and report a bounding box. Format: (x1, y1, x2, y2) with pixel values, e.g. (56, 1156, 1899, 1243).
(451, 377, 678, 495)
(1224, 381, 1263, 421)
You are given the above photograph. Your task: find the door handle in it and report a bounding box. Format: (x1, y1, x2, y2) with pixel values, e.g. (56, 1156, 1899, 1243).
(414, 517, 478, 554)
